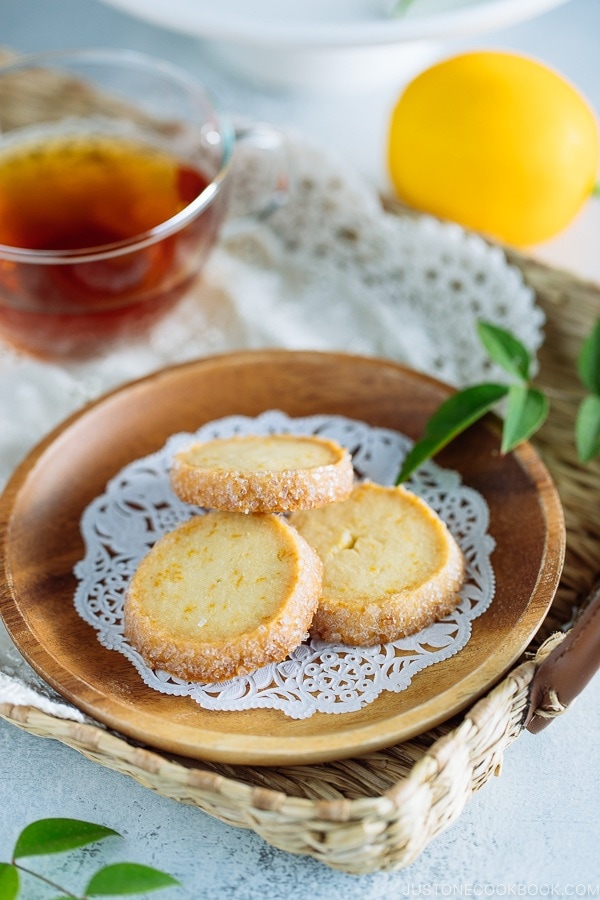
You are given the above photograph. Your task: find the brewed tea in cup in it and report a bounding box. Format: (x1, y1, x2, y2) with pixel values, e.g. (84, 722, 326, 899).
(0, 49, 283, 359)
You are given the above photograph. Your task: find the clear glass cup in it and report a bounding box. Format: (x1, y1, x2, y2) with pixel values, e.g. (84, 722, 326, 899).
(0, 49, 285, 360)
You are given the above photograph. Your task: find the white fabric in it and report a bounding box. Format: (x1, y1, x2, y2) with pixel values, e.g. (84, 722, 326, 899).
(0, 128, 543, 723)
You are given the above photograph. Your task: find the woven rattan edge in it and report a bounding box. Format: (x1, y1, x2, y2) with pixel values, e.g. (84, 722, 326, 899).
(1, 188, 598, 871)
(0, 632, 565, 872)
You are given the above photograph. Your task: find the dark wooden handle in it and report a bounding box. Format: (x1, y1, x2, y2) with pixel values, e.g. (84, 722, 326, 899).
(525, 579, 600, 733)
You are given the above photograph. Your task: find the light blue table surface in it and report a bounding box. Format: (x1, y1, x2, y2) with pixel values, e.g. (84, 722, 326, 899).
(1, 1, 599, 896)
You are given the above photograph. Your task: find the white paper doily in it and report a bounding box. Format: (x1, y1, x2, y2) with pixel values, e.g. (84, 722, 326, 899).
(74, 410, 496, 720)
(0, 129, 544, 489)
(0, 126, 536, 717)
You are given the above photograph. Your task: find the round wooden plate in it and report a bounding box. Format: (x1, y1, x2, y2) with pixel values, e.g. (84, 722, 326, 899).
(0, 350, 565, 766)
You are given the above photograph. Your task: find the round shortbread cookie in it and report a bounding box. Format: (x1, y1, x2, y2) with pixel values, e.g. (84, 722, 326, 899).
(170, 433, 354, 513)
(290, 482, 465, 646)
(124, 511, 323, 682)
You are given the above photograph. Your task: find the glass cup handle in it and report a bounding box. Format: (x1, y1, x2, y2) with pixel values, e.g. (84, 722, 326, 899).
(222, 121, 290, 235)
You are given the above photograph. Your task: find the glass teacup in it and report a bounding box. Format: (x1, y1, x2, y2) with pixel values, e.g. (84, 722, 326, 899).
(0, 49, 285, 360)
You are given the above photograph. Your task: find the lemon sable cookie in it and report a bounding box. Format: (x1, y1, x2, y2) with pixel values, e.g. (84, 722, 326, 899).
(170, 433, 354, 513)
(124, 511, 323, 682)
(290, 482, 465, 646)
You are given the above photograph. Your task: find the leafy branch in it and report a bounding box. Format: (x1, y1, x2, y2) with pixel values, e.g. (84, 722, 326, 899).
(389, 0, 419, 15)
(575, 318, 600, 462)
(397, 318, 600, 482)
(0, 818, 180, 899)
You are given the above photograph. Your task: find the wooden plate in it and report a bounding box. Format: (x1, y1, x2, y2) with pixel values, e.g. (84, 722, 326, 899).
(0, 350, 565, 766)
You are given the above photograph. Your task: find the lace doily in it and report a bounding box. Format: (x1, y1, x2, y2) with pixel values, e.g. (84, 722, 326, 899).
(73, 410, 495, 720)
(0, 128, 544, 489)
(0, 126, 537, 718)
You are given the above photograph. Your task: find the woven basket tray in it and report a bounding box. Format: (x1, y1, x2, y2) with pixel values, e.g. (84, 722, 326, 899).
(1, 230, 599, 873)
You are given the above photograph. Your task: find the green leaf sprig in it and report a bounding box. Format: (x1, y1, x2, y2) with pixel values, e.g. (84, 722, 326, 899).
(1, 817, 180, 899)
(396, 320, 549, 483)
(575, 318, 600, 462)
(390, 0, 418, 15)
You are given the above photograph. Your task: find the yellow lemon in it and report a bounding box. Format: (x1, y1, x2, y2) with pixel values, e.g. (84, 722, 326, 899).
(387, 51, 599, 246)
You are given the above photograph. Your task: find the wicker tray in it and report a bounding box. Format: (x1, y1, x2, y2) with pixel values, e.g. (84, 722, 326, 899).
(1, 228, 599, 873)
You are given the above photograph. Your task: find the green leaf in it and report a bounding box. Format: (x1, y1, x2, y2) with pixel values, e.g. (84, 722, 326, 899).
(477, 320, 532, 382)
(86, 862, 180, 896)
(13, 818, 120, 859)
(390, 0, 418, 14)
(0, 862, 19, 900)
(575, 393, 600, 462)
(577, 318, 600, 395)
(501, 385, 549, 454)
(396, 382, 508, 482)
